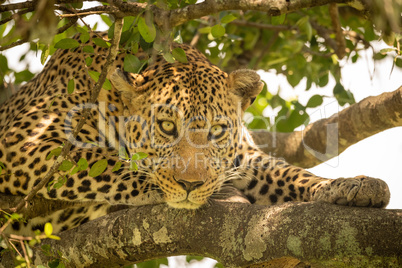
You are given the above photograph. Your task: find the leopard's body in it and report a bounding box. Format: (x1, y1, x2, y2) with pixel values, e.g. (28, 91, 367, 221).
(0, 33, 390, 234)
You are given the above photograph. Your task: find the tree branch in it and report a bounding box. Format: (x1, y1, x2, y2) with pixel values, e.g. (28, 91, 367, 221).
(329, 3, 346, 58)
(250, 86, 402, 168)
(229, 20, 293, 31)
(0, 202, 399, 267)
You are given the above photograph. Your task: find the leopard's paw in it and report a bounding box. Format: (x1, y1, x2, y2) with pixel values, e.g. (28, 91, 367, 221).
(312, 176, 390, 208)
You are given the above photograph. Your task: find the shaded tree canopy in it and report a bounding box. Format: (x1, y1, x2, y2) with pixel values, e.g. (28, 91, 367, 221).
(0, 0, 401, 267)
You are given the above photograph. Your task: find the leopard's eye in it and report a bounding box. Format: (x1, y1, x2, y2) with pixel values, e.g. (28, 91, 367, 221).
(209, 124, 226, 140)
(159, 120, 176, 135)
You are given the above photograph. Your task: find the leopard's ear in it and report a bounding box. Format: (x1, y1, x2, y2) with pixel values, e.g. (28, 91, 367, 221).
(110, 68, 146, 97)
(228, 69, 264, 111)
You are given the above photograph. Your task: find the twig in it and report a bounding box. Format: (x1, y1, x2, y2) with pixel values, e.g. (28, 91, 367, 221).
(57, 5, 118, 18)
(309, 19, 337, 51)
(230, 20, 293, 31)
(0, 38, 28, 52)
(329, 3, 346, 58)
(0, 1, 35, 12)
(59, 10, 108, 17)
(56, 17, 78, 34)
(8, 16, 124, 214)
(0, 8, 33, 26)
(343, 29, 371, 49)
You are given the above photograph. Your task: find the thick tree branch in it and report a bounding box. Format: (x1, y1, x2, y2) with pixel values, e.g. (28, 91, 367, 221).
(0, 202, 399, 267)
(0, 0, 359, 28)
(250, 86, 402, 168)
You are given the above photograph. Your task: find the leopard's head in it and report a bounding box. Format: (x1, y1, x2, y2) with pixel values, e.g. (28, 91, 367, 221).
(111, 45, 263, 208)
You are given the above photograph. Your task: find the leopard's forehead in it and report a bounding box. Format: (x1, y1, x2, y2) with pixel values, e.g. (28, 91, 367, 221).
(137, 51, 237, 120)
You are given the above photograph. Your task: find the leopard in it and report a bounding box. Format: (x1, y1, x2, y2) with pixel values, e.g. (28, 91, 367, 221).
(0, 32, 390, 235)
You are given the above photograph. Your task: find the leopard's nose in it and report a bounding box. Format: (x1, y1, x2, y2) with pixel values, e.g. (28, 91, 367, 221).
(174, 177, 205, 193)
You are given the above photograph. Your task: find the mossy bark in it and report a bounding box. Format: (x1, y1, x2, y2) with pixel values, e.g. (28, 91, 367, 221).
(1, 202, 399, 268)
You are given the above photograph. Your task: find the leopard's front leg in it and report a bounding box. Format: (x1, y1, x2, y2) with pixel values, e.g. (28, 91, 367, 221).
(231, 149, 390, 208)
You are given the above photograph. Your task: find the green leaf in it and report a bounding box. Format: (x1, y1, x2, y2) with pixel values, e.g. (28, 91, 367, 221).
(318, 72, 329, 87)
(111, 161, 122, 172)
(172, 47, 188, 63)
(198, 27, 211, 34)
(70, 166, 80, 176)
(59, 160, 74, 171)
(103, 78, 112, 90)
(48, 234, 61, 240)
(136, 258, 168, 268)
(14, 70, 35, 84)
(272, 14, 286, 25)
(70, 158, 88, 175)
(89, 159, 108, 177)
(130, 161, 138, 171)
(83, 45, 94, 54)
(41, 244, 51, 252)
(131, 152, 148, 161)
(44, 223, 53, 237)
(163, 52, 175, 63)
(100, 14, 113, 27)
(80, 32, 90, 44)
(119, 147, 129, 160)
(67, 78, 75, 94)
(93, 37, 110, 48)
(123, 16, 136, 32)
(48, 259, 62, 268)
(297, 16, 312, 40)
(211, 24, 225, 38)
(306, 94, 323, 108)
(88, 70, 100, 82)
(138, 17, 156, 43)
(333, 83, 355, 106)
(67, 2, 83, 8)
(54, 38, 80, 49)
(77, 158, 88, 170)
(124, 54, 142, 73)
(53, 182, 64, 189)
(41, 45, 50, 65)
(85, 57, 93, 67)
(0, 54, 8, 74)
(186, 255, 204, 262)
(46, 147, 62, 160)
(379, 48, 397, 54)
(221, 14, 237, 24)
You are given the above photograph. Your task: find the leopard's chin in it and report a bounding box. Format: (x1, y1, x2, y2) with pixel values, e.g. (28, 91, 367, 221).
(167, 200, 204, 209)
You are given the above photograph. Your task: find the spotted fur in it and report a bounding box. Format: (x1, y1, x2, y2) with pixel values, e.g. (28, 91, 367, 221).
(0, 33, 390, 234)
